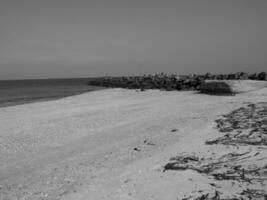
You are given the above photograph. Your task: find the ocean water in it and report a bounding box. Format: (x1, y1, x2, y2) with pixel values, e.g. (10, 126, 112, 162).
(0, 78, 103, 107)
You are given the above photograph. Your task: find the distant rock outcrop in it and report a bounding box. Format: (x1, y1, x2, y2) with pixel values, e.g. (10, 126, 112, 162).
(88, 72, 267, 92)
(199, 80, 267, 95)
(258, 72, 267, 80)
(199, 81, 234, 95)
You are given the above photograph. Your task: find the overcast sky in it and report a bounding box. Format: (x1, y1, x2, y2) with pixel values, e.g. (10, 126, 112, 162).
(0, 0, 267, 79)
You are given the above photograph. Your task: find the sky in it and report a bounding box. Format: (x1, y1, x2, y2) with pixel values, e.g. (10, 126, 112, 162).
(0, 0, 267, 80)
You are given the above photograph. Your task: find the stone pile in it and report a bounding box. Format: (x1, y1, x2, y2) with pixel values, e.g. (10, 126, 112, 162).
(88, 72, 267, 91)
(88, 73, 204, 91)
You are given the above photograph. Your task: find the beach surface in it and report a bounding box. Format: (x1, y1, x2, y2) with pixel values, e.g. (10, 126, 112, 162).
(0, 88, 266, 199)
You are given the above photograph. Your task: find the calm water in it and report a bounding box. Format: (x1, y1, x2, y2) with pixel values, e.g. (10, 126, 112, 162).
(0, 78, 104, 107)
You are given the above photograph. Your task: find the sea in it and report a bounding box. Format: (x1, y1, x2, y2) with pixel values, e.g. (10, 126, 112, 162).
(0, 78, 104, 108)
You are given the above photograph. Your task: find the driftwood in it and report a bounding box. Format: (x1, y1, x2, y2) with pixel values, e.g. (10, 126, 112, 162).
(182, 190, 267, 200)
(240, 189, 267, 199)
(206, 103, 267, 146)
(165, 102, 267, 199)
(164, 152, 267, 184)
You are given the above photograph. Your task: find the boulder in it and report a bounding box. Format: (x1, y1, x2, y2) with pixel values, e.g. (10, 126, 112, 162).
(199, 81, 234, 95)
(258, 72, 267, 80)
(199, 80, 267, 95)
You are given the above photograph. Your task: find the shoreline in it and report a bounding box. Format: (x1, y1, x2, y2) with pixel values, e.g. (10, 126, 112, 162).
(0, 78, 105, 108)
(0, 87, 105, 108)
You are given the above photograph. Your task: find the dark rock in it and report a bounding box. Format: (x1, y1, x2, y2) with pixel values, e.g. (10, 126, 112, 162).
(88, 72, 266, 91)
(258, 72, 267, 80)
(199, 81, 234, 95)
(133, 147, 141, 152)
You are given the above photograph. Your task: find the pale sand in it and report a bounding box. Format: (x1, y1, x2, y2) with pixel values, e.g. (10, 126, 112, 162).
(0, 88, 266, 199)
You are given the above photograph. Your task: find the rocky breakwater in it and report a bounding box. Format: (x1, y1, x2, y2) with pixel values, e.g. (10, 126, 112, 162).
(88, 73, 204, 91)
(88, 72, 267, 91)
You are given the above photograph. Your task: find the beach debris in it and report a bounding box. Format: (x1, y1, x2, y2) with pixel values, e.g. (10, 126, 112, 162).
(181, 190, 263, 200)
(240, 189, 267, 199)
(144, 140, 155, 146)
(167, 102, 267, 198)
(206, 102, 267, 146)
(181, 189, 267, 199)
(163, 151, 267, 183)
(180, 191, 229, 200)
(133, 147, 141, 152)
(163, 154, 203, 173)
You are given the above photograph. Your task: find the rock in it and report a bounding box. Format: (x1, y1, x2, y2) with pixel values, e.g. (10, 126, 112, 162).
(133, 147, 141, 152)
(258, 72, 267, 80)
(88, 72, 266, 91)
(199, 81, 234, 95)
(248, 73, 258, 80)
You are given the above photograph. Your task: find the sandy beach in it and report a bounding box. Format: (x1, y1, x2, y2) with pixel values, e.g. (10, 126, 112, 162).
(0, 88, 266, 200)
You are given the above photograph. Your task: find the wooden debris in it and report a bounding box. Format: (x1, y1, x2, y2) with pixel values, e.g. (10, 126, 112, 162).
(144, 140, 155, 146)
(207, 103, 267, 146)
(167, 102, 267, 198)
